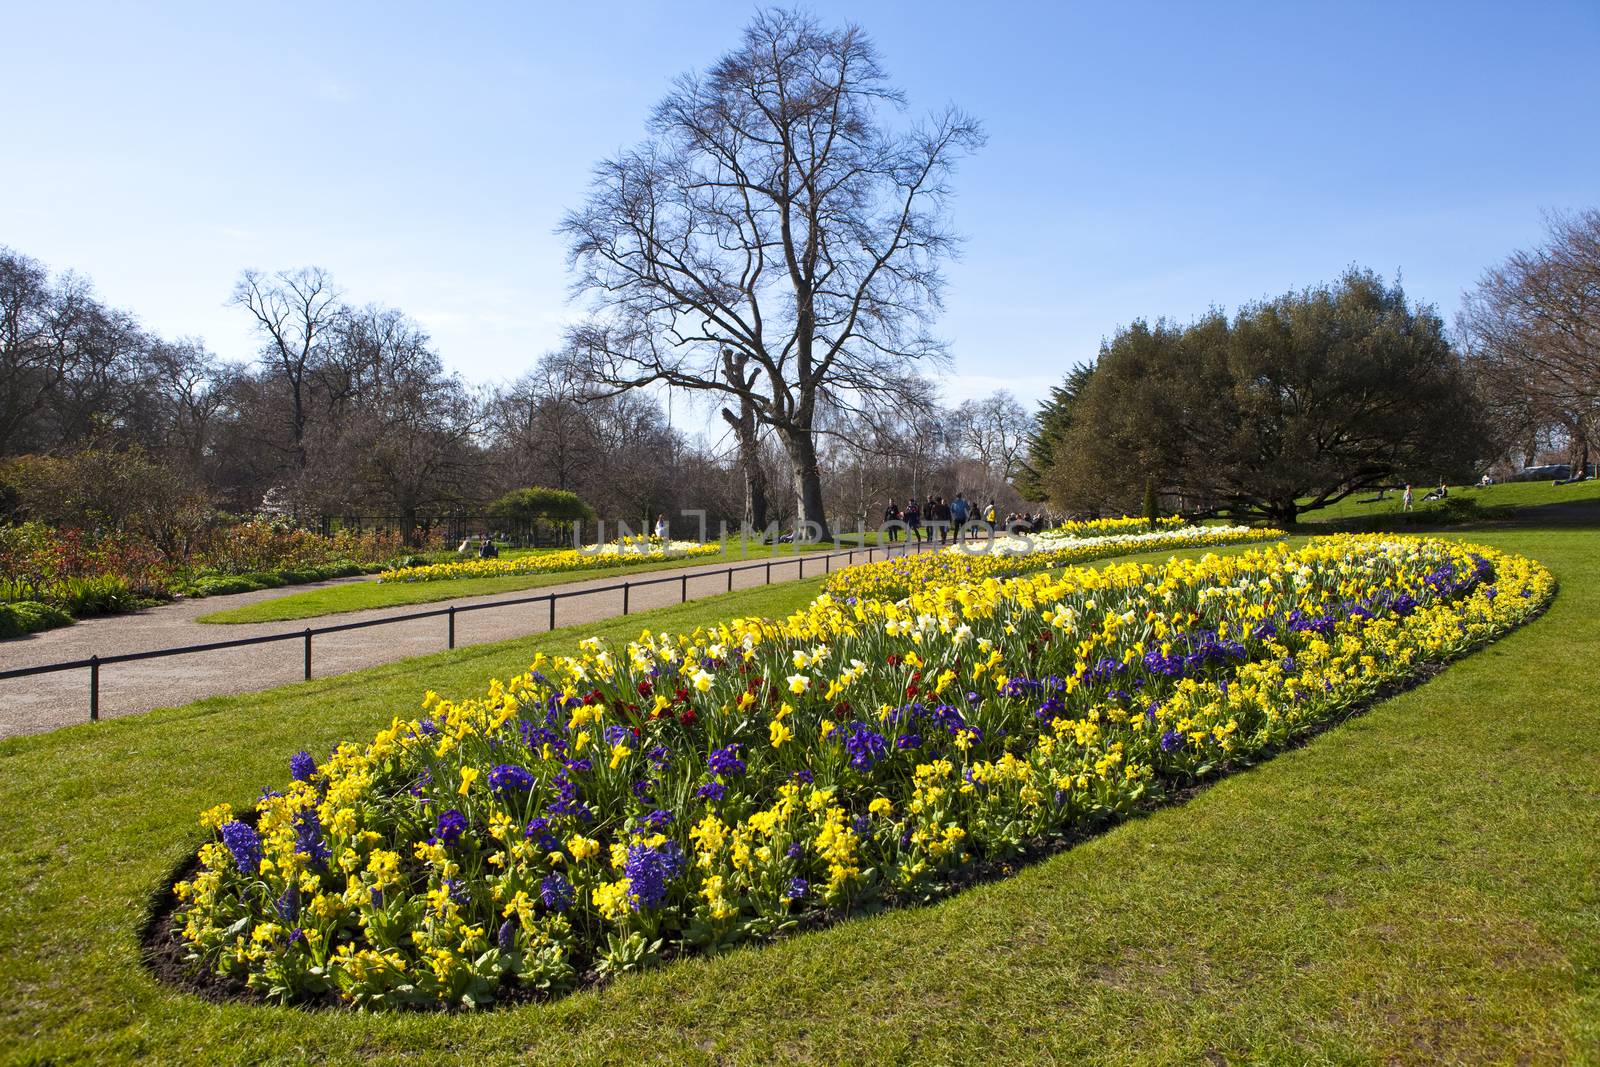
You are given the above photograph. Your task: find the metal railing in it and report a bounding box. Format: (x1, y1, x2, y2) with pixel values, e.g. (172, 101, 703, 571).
(0, 535, 948, 723)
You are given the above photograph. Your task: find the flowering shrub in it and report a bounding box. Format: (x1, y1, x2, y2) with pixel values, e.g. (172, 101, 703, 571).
(170, 535, 1552, 1009)
(1, 518, 421, 624)
(378, 538, 720, 584)
(1049, 515, 1186, 537)
(823, 525, 1282, 601)
(192, 522, 409, 576)
(0, 521, 173, 603)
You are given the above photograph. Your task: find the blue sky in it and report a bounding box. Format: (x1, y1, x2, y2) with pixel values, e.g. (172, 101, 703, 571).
(3, 0, 1597, 410)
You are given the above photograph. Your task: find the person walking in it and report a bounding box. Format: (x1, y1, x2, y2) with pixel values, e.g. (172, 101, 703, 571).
(983, 499, 997, 526)
(883, 500, 901, 543)
(949, 492, 969, 539)
(903, 498, 921, 546)
(654, 513, 669, 540)
(1402, 484, 1413, 512)
(932, 496, 951, 543)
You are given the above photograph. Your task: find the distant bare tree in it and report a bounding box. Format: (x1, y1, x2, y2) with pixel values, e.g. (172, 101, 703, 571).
(955, 390, 1034, 499)
(1460, 209, 1600, 475)
(232, 267, 342, 470)
(561, 8, 982, 536)
(145, 338, 237, 473)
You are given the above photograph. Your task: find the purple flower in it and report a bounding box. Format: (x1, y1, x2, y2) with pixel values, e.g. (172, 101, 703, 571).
(219, 821, 262, 875)
(540, 872, 574, 912)
(785, 877, 808, 900)
(293, 808, 331, 867)
(708, 743, 746, 778)
(843, 721, 889, 772)
(1160, 729, 1182, 753)
(487, 764, 535, 794)
(642, 808, 674, 830)
(623, 842, 683, 911)
(434, 808, 468, 847)
(524, 816, 560, 851)
(696, 781, 726, 801)
(289, 750, 317, 782)
(497, 918, 516, 952)
(276, 881, 301, 922)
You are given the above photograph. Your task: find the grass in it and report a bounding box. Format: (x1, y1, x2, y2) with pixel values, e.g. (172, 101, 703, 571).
(1296, 476, 1600, 525)
(2, 522, 1598, 1064)
(197, 534, 889, 625)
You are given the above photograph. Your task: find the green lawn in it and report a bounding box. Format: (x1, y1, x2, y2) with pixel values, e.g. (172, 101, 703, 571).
(1297, 476, 1600, 525)
(2, 523, 1597, 1064)
(197, 534, 889, 625)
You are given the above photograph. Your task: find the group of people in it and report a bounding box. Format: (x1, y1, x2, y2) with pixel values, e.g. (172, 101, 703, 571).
(1401, 480, 1451, 511)
(455, 535, 500, 558)
(881, 494, 1049, 543)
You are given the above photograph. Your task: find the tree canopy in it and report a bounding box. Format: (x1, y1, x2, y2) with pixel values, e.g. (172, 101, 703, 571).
(1044, 269, 1487, 525)
(487, 487, 596, 527)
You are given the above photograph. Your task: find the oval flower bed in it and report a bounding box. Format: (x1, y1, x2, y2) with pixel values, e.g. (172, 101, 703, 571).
(377, 538, 720, 584)
(823, 524, 1284, 602)
(167, 535, 1553, 1009)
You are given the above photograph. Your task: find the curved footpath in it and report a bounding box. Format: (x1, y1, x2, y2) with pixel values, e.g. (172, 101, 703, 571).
(0, 542, 931, 738)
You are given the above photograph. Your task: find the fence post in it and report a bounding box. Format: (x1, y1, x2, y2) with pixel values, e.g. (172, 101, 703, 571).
(765, 561, 772, 584)
(89, 656, 99, 722)
(448, 606, 456, 649)
(548, 595, 556, 632)
(726, 567, 733, 593)
(825, 552, 831, 574)
(623, 582, 630, 615)
(303, 629, 312, 680)
(681, 573, 688, 603)
(799, 555, 805, 578)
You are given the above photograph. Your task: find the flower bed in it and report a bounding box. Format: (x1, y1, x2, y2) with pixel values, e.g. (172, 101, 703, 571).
(377, 538, 721, 584)
(1049, 515, 1186, 537)
(822, 524, 1282, 601)
(168, 535, 1553, 1009)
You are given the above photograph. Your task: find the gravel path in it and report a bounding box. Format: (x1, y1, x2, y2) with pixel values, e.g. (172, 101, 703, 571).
(0, 540, 937, 738)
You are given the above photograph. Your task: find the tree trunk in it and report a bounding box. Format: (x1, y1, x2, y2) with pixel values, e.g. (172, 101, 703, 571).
(721, 402, 768, 532)
(778, 426, 829, 540)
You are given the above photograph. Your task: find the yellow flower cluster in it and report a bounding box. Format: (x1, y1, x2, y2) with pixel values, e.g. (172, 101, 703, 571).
(378, 538, 719, 584)
(824, 524, 1284, 601)
(1050, 514, 1186, 537)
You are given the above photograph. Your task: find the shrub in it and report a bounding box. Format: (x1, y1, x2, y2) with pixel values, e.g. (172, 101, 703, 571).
(0, 600, 72, 638)
(56, 574, 134, 616)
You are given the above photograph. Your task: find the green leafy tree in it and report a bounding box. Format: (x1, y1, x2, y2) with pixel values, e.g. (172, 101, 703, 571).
(487, 487, 596, 544)
(1017, 362, 1094, 500)
(1046, 270, 1488, 526)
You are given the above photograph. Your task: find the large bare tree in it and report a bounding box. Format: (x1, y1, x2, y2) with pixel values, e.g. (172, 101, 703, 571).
(560, 8, 982, 536)
(1459, 209, 1600, 475)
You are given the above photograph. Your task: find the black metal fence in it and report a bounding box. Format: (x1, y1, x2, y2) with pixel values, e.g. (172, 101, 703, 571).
(0, 538, 945, 724)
